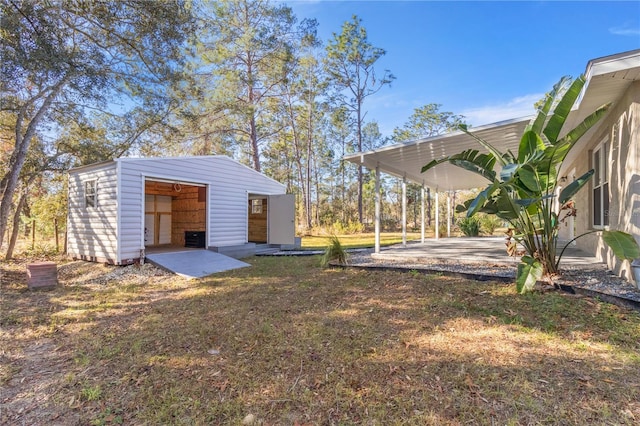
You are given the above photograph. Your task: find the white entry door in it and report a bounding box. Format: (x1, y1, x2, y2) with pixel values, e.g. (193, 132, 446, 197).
(268, 194, 295, 245)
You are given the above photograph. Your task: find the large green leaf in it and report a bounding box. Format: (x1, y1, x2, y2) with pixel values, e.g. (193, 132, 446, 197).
(602, 231, 640, 261)
(535, 166, 556, 193)
(544, 76, 585, 144)
(500, 163, 519, 182)
(422, 149, 497, 182)
(518, 130, 546, 163)
(459, 124, 510, 166)
(456, 199, 472, 213)
(554, 103, 611, 151)
(558, 169, 594, 204)
(514, 196, 548, 208)
(421, 158, 447, 173)
(467, 182, 498, 217)
(494, 190, 521, 220)
(449, 156, 497, 182)
(530, 77, 571, 136)
(518, 166, 540, 192)
(516, 255, 543, 293)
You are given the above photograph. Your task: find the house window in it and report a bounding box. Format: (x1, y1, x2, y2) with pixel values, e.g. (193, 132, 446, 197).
(251, 199, 262, 214)
(592, 140, 609, 228)
(85, 180, 97, 208)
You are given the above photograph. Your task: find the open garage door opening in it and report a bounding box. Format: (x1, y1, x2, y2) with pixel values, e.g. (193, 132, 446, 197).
(145, 179, 207, 251)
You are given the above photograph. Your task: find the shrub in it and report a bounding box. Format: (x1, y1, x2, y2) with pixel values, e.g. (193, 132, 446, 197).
(327, 220, 364, 235)
(320, 235, 348, 267)
(458, 216, 480, 237)
(479, 214, 502, 235)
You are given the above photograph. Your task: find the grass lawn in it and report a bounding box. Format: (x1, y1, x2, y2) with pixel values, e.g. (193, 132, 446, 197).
(301, 232, 425, 249)
(2, 255, 640, 424)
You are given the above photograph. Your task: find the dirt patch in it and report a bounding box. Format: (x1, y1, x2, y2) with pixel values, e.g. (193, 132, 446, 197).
(1, 259, 177, 425)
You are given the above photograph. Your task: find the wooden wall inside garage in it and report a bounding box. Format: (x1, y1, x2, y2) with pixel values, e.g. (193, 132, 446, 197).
(145, 181, 206, 246)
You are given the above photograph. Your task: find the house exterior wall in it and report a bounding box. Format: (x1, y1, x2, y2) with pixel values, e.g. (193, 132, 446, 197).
(568, 80, 640, 281)
(117, 156, 285, 262)
(67, 161, 119, 264)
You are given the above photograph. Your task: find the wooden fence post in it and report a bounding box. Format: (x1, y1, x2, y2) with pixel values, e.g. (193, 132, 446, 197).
(54, 218, 59, 252)
(31, 219, 36, 249)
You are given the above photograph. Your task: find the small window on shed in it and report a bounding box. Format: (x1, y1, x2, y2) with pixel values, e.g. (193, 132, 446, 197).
(251, 199, 262, 214)
(85, 180, 97, 208)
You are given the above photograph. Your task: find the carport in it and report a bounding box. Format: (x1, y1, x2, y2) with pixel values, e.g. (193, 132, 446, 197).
(344, 116, 531, 253)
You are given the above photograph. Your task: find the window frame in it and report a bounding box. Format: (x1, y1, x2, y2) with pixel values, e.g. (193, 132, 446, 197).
(85, 179, 97, 208)
(251, 198, 263, 214)
(591, 139, 609, 229)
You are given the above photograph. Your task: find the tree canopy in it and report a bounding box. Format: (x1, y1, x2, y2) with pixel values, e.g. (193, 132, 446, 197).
(1, 1, 472, 251)
(0, 0, 194, 248)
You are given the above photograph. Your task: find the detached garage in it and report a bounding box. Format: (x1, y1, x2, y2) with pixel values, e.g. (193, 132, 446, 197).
(67, 155, 295, 265)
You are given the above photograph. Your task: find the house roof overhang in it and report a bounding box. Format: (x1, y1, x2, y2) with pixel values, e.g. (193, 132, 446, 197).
(345, 49, 640, 191)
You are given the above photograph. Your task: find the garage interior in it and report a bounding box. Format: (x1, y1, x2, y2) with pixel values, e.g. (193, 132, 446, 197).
(144, 180, 207, 250)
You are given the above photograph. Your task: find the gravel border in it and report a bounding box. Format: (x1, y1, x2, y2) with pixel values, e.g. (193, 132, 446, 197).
(340, 249, 640, 312)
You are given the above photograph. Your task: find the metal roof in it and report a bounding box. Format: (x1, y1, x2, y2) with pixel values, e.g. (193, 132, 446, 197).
(345, 49, 640, 190)
(344, 116, 532, 190)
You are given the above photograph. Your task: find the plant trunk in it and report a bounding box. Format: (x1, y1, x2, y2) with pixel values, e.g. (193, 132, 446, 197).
(0, 77, 67, 248)
(5, 191, 28, 260)
(356, 103, 363, 224)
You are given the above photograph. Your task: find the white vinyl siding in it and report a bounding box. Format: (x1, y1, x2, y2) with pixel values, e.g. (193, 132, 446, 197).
(68, 156, 286, 264)
(67, 162, 119, 262)
(117, 156, 285, 261)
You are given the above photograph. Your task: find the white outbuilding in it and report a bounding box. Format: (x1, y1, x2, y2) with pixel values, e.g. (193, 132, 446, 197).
(67, 155, 295, 265)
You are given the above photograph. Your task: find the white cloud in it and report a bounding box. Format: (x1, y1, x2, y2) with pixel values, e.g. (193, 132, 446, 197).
(609, 23, 640, 36)
(460, 94, 542, 126)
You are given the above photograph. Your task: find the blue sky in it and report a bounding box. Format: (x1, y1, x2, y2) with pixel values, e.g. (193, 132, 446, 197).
(288, 1, 640, 136)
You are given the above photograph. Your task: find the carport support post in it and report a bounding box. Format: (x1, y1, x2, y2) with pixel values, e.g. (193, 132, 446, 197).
(402, 176, 407, 247)
(435, 190, 439, 240)
(447, 191, 451, 237)
(374, 164, 381, 254)
(420, 183, 425, 243)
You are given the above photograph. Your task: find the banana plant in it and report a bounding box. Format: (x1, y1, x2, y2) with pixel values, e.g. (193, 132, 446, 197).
(422, 76, 640, 293)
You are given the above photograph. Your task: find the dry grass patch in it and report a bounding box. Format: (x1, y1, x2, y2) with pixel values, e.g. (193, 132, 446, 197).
(1, 256, 639, 425)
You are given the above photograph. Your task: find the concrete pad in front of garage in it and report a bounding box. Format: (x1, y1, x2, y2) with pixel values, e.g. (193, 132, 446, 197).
(146, 250, 250, 279)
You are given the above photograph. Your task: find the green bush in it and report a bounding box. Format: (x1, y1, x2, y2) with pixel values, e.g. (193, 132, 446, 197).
(479, 214, 502, 235)
(320, 235, 348, 267)
(330, 220, 364, 235)
(458, 217, 480, 237)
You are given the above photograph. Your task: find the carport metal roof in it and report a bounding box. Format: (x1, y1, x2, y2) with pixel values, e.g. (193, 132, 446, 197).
(344, 49, 640, 191)
(344, 116, 531, 190)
